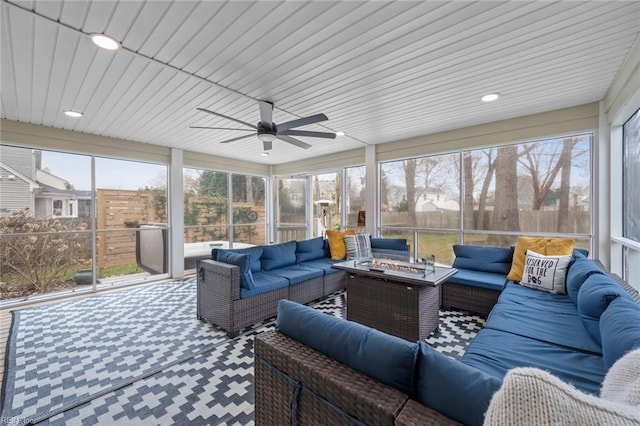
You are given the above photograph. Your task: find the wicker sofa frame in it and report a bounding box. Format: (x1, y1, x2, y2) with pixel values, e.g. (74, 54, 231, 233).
(197, 258, 346, 338)
(254, 331, 460, 426)
(441, 283, 500, 317)
(255, 265, 640, 425)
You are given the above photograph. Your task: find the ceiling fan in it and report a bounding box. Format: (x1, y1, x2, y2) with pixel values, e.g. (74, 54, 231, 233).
(191, 100, 336, 150)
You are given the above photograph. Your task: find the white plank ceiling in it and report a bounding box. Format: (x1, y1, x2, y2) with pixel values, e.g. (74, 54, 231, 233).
(1, 1, 639, 165)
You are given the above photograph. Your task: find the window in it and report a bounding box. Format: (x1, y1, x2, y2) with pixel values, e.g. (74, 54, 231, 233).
(0, 144, 170, 302)
(1, 146, 92, 300)
(94, 157, 168, 279)
(52, 199, 63, 216)
(183, 168, 229, 245)
(379, 134, 593, 264)
(345, 166, 366, 230)
(232, 174, 266, 246)
(312, 172, 339, 236)
(464, 135, 591, 248)
(623, 108, 640, 243)
(380, 153, 460, 262)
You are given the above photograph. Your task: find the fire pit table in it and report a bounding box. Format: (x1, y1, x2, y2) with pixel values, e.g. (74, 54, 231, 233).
(332, 259, 457, 341)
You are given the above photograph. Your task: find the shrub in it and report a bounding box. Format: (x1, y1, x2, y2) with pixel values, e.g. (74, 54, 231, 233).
(0, 209, 91, 293)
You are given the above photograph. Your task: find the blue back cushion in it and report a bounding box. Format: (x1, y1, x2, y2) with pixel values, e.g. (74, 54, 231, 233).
(296, 237, 325, 263)
(261, 241, 297, 271)
(452, 245, 514, 275)
(275, 300, 417, 395)
(573, 248, 589, 258)
(566, 258, 605, 305)
(577, 274, 632, 343)
(600, 297, 640, 368)
(415, 342, 501, 426)
(215, 247, 263, 273)
(369, 238, 407, 252)
(216, 251, 256, 290)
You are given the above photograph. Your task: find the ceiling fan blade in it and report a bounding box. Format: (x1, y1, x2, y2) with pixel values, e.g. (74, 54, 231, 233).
(263, 140, 273, 151)
(190, 126, 254, 131)
(197, 108, 257, 129)
(278, 130, 336, 139)
(276, 134, 311, 149)
(220, 134, 256, 144)
(258, 100, 273, 125)
(277, 113, 328, 131)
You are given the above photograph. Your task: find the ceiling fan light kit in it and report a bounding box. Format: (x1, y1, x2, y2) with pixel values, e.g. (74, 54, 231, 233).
(193, 100, 337, 150)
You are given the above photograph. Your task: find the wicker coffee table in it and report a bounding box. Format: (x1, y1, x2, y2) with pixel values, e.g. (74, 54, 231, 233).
(333, 259, 457, 341)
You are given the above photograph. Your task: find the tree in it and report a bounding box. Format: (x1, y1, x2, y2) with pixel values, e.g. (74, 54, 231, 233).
(477, 149, 497, 229)
(557, 138, 574, 232)
(403, 159, 417, 226)
(380, 168, 390, 211)
(463, 152, 475, 230)
(490, 146, 520, 245)
(518, 141, 564, 211)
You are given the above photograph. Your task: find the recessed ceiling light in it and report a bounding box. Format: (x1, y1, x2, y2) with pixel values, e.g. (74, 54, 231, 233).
(261, 152, 270, 156)
(335, 131, 345, 137)
(90, 33, 121, 51)
(64, 110, 83, 118)
(481, 93, 501, 102)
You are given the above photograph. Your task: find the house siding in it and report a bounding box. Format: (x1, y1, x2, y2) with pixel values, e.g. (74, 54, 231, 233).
(0, 168, 32, 215)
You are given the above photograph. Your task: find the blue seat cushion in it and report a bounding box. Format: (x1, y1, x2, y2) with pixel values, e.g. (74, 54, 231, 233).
(452, 245, 514, 275)
(216, 251, 256, 290)
(600, 296, 640, 368)
(269, 265, 324, 285)
(261, 241, 297, 271)
(577, 273, 633, 344)
(299, 258, 342, 274)
(215, 246, 263, 273)
(485, 297, 601, 354)
(415, 342, 501, 426)
(240, 272, 288, 298)
(275, 300, 418, 396)
(296, 237, 325, 263)
(566, 258, 605, 304)
(461, 328, 607, 395)
(446, 269, 507, 291)
(499, 282, 579, 314)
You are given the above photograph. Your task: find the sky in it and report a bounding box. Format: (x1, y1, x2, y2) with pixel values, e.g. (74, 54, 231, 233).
(42, 151, 166, 191)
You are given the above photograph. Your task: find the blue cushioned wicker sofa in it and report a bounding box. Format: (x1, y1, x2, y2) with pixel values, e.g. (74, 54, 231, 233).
(197, 236, 408, 337)
(254, 253, 640, 425)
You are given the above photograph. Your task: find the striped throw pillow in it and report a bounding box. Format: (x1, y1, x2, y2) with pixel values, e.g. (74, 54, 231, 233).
(344, 233, 372, 260)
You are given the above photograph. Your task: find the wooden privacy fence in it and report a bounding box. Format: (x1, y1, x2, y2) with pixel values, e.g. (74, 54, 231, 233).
(381, 210, 590, 234)
(96, 189, 163, 269)
(97, 190, 266, 270)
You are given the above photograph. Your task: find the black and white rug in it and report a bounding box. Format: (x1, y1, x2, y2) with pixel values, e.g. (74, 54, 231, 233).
(1, 279, 484, 425)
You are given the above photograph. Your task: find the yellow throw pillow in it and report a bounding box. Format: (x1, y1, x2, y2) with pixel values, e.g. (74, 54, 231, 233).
(325, 229, 356, 260)
(507, 237, 575, 282)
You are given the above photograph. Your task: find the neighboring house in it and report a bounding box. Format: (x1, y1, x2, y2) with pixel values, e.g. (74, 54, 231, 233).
(415, 188, 460, 212)
(0, 162, 40, 216)
(0, 145, 39, 216)
(34, 169, 91, 218)
(0, 146, 91, 218)
(280, 179, 306, 208)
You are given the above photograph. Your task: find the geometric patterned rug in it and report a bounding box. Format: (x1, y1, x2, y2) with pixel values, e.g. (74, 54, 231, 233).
(1, 279, 484, 425)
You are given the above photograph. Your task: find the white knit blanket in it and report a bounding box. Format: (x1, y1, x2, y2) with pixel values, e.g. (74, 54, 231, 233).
(484, 349, 640, 425)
